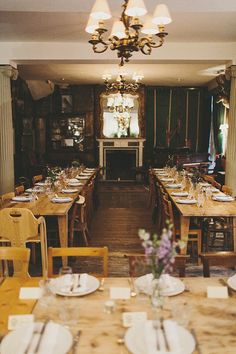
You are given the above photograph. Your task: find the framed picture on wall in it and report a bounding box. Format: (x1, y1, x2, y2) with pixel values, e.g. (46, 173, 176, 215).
(61, 94, 73, 113)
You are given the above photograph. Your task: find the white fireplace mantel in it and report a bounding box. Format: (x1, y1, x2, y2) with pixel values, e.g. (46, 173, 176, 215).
(97, 138, 145, 180)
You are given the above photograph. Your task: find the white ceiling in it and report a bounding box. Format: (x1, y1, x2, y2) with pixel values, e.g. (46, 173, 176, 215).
(0, 0, 236, 86)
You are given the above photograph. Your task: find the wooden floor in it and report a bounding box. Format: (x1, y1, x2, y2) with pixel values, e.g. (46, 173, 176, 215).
(82, 182, 156, 276)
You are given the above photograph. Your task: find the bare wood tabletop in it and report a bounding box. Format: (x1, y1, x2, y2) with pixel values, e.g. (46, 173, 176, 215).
(0, 276, 236, 354)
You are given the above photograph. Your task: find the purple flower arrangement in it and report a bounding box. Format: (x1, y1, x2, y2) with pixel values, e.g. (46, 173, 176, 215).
(138, 227, 180, 279)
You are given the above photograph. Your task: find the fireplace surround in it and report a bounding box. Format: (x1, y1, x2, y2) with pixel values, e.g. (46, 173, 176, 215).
(97, 138, 145, 181)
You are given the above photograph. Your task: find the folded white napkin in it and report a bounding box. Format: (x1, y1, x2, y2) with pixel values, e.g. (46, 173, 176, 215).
(145, 320, 181, 354)
(17, 322, 59, 354)
(135, 274, 175, 295)
(53, 273, 88, 294)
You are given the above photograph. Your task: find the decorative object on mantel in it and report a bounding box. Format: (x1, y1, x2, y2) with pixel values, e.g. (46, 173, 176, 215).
(86, 0, 172, 66)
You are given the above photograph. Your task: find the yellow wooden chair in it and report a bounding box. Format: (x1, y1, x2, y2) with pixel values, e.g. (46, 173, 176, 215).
(0, 247, 30, 278)
(69, 195, 90, 247)
(0, 208, 48, 278)
(48, 246, 108, 278)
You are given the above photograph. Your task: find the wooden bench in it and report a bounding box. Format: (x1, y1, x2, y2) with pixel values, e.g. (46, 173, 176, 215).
(200, 252, 236, 277)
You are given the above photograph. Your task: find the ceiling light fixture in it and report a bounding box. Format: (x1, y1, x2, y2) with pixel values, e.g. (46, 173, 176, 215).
(103, 73, 143, 94)
(86, 0, 172, 66)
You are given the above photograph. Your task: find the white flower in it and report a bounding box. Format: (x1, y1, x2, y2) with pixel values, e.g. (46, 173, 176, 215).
(138, 229, 150, 241)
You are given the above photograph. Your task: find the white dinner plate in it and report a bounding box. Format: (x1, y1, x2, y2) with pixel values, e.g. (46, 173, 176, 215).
(176, 199, 197, 204)
(35, 182, 46, 186)
(68, 182, 83, 187)
(213, 196, 234, 202)
(25, 188, 44, 193)
(199, 182, 210, 187)
(51, 197, 72, 203)
(77, 175, 89, 180)
(171, 191, 188, 197)
(166, 183, 182, 189)
(61, 188, 78, 193)
(135, 274, 185, 297)
(12, 196, 33, 202)
(125, 320, 195, 354)
(156, 172, 168, 176)
(160, 178, 174, 182)
(227, 274, 236, 291)
(51, 274, 100, 297)
(0, 321, 73, 354)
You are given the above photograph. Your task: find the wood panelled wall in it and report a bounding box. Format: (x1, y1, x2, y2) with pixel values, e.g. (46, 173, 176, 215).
(12, 79, 213, 179)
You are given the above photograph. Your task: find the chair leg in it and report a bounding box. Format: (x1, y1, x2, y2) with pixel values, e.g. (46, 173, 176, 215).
(202, 258, 210, 277)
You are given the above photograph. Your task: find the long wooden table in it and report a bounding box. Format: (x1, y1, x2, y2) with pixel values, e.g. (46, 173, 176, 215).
(0, 170, 97, 250)
(154, 171, 236, 252)
(0, 277, 236, 353)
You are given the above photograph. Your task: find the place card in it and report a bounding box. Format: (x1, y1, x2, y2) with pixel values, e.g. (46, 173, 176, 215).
(122, 312, 147, 327)
(110, 287, 131, 300)
(19, 287, 42, 299)
(207, 286, 228, 299)
(8, 314, 34, 330)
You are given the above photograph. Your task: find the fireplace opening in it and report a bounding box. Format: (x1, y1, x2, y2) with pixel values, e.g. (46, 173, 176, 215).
(106, 149, 136, 181)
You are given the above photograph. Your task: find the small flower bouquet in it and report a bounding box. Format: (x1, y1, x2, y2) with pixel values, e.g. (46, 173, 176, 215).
(138, 227, 179, 280)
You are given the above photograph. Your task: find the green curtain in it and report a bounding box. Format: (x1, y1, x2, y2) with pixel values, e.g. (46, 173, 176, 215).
(145, 86, 211, 160)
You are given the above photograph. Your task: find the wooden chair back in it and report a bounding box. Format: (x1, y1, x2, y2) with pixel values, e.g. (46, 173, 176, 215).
(1, 192, 15, 201)
(203, 175, 214, 183)
(0, 247, 30, 277)
(32, 174, 43, 186)
(0, 208, 47, 277)
(222, 185, 233, 196)
(125, 253, 189, 278)
(69, 195, 89, 246)
(200, 252, 236, 277)
(15, 185, 25, 196)
(48, 246, 108, 278)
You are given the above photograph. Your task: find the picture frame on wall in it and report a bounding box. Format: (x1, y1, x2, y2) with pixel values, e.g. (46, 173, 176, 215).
(61, 94, 73, 113)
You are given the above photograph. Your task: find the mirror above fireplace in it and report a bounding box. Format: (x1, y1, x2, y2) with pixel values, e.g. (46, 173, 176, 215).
(100, 92, 141, 139)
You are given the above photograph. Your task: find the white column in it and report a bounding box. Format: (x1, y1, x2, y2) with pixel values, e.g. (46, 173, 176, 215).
(0, 65, 18, 194)
(225, 65, 236, 196)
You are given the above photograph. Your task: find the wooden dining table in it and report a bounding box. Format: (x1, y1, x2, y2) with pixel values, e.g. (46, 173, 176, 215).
(0, 170, 98, 251)
(154, 170, 236, 252)
(0, 276, 236, 353)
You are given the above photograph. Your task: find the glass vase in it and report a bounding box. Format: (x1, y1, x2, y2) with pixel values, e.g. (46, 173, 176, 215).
(150, 277, 164, 310)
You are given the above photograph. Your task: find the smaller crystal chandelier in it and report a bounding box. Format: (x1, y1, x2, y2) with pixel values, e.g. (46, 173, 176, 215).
(103, 73, 143, 94)
(86, 0, 172, 66)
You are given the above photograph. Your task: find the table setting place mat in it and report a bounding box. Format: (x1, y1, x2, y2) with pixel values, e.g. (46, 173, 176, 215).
(125, 319, 195, 354)
(0, 321, 72, 354)
(51, 197, 73, 203)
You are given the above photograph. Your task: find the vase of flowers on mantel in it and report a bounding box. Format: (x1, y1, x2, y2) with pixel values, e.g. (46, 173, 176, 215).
(138, 226, 184, 309)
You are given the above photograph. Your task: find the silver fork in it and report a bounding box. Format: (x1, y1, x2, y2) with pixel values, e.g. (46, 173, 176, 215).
(72, 330, 82, 354)
(152, 319, 160, 351)
(160, 318, 170, 352)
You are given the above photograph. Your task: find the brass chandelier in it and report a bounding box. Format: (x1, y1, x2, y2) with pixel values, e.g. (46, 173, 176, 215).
(103, 73, 142, 94)
(86, 0, 172, 66)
